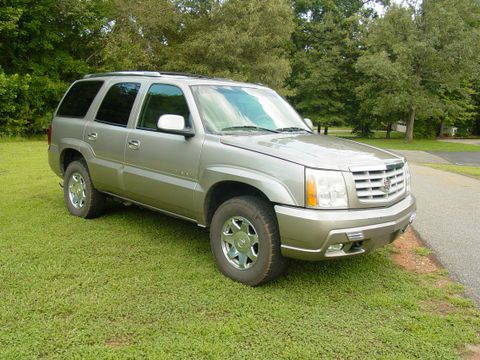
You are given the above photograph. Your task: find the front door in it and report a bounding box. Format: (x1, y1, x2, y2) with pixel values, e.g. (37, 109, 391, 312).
(123, 83, 203, 219)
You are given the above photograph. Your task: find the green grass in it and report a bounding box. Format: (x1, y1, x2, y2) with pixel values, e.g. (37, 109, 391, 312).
(1, 141, 479, 359)
(341, 138, 480, 152)
(414, 247, 433, 257)
(423, 164, 480, 180)
(329, 130, 405, 140)
(0, 134, 47, 142)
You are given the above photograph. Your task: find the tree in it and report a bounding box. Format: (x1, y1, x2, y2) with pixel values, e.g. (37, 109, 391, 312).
(356, 0, 480, 142)
(288, 0, 384, 128)
(102, 0, 294, 91)
(0, 0, 112, 135)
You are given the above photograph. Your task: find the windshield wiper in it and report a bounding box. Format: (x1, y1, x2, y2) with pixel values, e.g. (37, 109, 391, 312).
(221, 126, 279, 133)
(275, 127, 312, 133)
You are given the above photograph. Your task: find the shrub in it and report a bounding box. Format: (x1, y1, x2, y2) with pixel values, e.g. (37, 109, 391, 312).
(0, 71, 66, 136)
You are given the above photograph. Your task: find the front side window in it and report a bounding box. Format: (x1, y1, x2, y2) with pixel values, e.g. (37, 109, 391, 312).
(191, 85, 310, 134)
(57, 81, 103, 118)
(96, 82, 140, 127)
(138, 84, 191, 131)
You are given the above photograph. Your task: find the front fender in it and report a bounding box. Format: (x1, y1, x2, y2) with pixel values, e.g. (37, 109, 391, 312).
(194, 165, 301, 225)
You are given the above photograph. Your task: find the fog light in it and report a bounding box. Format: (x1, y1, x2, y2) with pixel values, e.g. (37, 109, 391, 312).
(327, 244, 344, 252)
(409, 213, 416, 224)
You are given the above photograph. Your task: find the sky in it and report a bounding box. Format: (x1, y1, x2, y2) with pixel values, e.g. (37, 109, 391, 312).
(370, 0, 418, 16)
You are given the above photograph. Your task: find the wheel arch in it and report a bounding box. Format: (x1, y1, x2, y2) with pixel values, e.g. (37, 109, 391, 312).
(199, 166, 299, 227)
(58, 138, 95, 175)
(60, 148, 85, 174)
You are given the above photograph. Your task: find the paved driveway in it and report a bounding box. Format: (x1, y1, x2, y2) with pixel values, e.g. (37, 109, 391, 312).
(427, 152, 480, 166)
(410, 165, 480, 305)
(438, 138, 480, 146)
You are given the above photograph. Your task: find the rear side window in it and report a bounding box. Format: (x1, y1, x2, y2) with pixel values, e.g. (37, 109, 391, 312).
(57, 81, 103, 118)
(96, 82, 141, 127)
(138, 84, 191, 131)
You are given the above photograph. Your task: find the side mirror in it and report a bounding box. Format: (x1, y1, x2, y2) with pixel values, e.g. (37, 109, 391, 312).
(157, 114, 194, 138)
(304, 118, 313, 130)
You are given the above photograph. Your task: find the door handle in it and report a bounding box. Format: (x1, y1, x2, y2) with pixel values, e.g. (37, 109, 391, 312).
(87, 132, 98, 141)
(128, 139, 141, 150)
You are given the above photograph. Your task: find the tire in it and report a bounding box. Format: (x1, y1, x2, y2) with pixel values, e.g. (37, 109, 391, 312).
(210, 196, 286, 286)
(63, 160, 106, 219)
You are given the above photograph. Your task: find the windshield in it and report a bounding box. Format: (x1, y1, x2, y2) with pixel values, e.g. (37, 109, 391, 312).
(191, 85, 311, 134)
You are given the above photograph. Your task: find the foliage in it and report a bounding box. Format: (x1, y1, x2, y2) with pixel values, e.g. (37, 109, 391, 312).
(102, 0, 294, 91)
(0, 0, 112, 135)
(1, 0, 480, 138)
(355, 0, 480, 142)
(288, 0, 379, 126)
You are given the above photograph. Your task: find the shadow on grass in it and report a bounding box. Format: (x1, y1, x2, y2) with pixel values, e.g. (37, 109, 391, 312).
(95, 199, 389, 290)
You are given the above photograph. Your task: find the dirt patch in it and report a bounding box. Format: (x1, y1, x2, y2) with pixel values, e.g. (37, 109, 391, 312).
(105, 335, 134, 348)
(391, 229, 480, 359)
(463, 344, 480, 360)
(420, 299, 456, 315)
(391, 228, 440, 273)
(434, 278, 452, 289)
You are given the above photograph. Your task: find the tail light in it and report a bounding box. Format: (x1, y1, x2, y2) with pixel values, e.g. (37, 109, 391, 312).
(47, 124, 52, 146)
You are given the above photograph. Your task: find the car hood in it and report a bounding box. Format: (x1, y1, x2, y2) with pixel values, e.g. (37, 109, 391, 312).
(220, 134, 403, 171)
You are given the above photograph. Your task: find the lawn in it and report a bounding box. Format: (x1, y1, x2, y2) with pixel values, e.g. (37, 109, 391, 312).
(342, 137, 480, 152)
(1, 141, 479, 359)
(424, 164, 480, 180)
(327, 129, 480, 152)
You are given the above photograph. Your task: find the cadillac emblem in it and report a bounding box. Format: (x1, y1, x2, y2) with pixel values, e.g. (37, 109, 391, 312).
(383, 177, 391, 193)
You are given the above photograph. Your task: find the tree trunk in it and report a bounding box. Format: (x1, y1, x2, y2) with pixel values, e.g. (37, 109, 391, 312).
(405, 107, 415, 143)
(438, 120, 445, 138)
(317, 124, 321, 134)
(386, 122, 392, 139)
(324, 126, 329, 135)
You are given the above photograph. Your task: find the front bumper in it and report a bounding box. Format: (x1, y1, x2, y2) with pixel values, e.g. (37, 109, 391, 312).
(275, 195, 416, 261)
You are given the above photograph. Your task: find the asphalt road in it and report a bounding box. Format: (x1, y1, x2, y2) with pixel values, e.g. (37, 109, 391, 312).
(410, 165, 480, 305)
(428, 151, 480, 166)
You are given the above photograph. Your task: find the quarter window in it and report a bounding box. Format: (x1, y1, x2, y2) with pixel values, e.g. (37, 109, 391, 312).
(96, 82, 141, 127)
(138, 84, 190, 131)
(57, 81, 103, 118)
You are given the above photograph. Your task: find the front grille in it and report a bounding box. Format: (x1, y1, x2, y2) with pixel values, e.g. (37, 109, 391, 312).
(351, 162, 405, 202)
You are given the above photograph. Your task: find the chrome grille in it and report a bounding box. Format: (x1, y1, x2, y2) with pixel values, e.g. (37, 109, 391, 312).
(351, 162, 405, 202)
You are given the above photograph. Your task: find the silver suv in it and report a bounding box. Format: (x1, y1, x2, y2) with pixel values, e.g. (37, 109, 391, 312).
(48, 71, 416, 285)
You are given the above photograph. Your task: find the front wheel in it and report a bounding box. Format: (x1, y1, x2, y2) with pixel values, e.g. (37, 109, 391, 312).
(63, 160, 106, 219)
(209, 196, 285, 286)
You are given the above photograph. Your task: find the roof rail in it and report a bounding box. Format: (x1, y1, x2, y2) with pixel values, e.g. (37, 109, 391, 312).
(82, 71, 241, 84)
(83, 71, 162, 79)
(83, 71, 223, 80)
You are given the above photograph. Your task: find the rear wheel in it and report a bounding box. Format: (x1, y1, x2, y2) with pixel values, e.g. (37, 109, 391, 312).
(210, 196, 285, 286)
(63, 160, 106, 218)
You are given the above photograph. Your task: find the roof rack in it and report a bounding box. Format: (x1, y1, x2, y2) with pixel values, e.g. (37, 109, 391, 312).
(83, 71, 224, 80)
(83, 71, 162, 79)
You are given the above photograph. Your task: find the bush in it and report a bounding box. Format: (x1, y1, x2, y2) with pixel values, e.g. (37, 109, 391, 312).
(0, 72, 31, 136)
(0, 71, 66, 136)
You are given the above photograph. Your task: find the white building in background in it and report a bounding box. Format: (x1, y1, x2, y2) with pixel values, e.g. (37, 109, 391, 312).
(393, 122, 406, 133)
(393, 121, 458, 136)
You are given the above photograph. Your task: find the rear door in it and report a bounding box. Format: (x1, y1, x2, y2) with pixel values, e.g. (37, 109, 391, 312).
(123, 83, 203, 218)
(53, 80, 104, 162)
(84, 81, 141, 194)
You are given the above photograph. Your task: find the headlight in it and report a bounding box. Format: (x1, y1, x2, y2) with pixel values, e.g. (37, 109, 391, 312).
(305, 168, 348, 209)
(404, 162, 411, 193)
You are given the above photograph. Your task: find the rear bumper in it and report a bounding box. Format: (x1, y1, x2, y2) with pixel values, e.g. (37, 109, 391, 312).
(275, 195, 416, 261)
(48, 144, 62, 178)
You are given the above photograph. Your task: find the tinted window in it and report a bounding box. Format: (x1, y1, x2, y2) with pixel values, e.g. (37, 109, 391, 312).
(96, 82, 140, 127)
(138, 84, 190, 130)
(57, 81, 103, 118)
